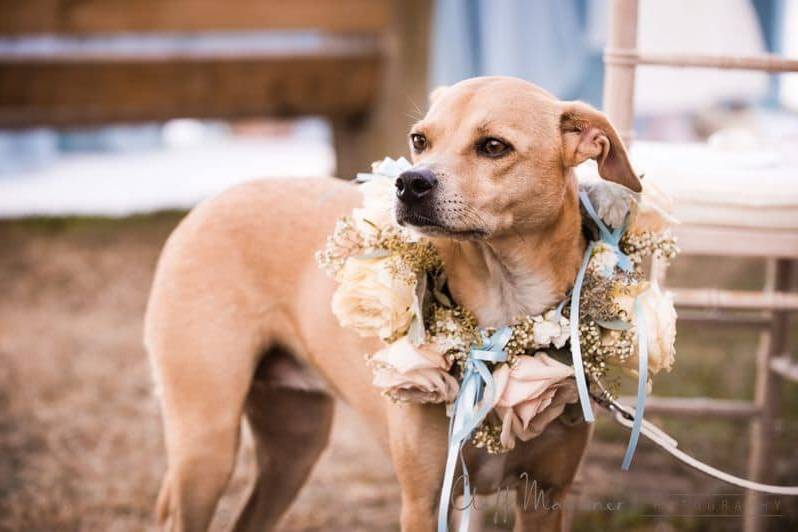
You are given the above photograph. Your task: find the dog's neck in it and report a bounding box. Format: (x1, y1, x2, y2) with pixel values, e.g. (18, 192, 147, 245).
(437, 180, 585, 328)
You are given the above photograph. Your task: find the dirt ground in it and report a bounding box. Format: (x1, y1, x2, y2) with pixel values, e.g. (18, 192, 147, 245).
(1, 213, 796, 532)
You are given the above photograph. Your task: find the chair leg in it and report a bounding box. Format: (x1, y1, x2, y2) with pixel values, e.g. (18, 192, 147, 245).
(743, 259, 793, 532)
(603, 0, 640, 145)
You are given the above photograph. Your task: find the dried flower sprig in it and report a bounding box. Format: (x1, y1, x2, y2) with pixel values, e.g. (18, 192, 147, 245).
(471, 418, 508, 454)
(580, 269, 638, 324)
(378, 229, 443, 283)
(316, 215, 443, 284)
(425, 303, 480, 368)
(578, 318, 635, 382)
(621, 230, 679, 266)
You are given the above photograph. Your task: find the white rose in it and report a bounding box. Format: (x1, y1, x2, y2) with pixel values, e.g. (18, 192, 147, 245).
(363, 156, 412, 179)
(331, 256, 415, 340)
(629, 180, 678, 234)
(369, 337, 458, 403)
(620, 283, 677, 375)
(532, 310, 570, 349)
(352, 177, 397, 232)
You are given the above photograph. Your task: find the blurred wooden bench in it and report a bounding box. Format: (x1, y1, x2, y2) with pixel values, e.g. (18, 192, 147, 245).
(0, 0, 431, 177)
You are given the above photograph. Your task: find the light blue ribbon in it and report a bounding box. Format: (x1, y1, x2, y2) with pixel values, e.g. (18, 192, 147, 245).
(570, 191, 626, 423)
(437, 327, 512, 532)
(575, 190, 649, 470)
(579, 190, 632, 272)
(569, 240, 597, 424)
(622, 298, 648, 470)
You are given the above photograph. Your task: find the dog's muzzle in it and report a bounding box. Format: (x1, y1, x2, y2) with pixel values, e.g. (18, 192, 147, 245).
(394, 168, 486, 239)
(395, 168, 437, 205)
(394, 168, 441, 228)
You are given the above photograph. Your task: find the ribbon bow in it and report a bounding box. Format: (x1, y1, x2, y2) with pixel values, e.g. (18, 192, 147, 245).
(579, 190, 633, 272)
(570, 190, 648, 470)
(437, 327, 512, 532)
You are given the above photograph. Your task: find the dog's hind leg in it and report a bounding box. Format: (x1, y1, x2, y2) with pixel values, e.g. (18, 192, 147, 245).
(150, 318, 259, 532)
(232, 350, 334, 532)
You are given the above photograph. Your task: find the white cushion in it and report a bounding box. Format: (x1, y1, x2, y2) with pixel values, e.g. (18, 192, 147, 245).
(577, 140, 798, 231)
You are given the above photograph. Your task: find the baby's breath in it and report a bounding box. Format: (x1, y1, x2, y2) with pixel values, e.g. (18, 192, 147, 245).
(315, 216, 365, 276)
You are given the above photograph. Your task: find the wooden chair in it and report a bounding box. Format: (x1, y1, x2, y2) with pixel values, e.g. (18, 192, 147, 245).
(0, 0, 432, 178)
(602, 2, 798, 531)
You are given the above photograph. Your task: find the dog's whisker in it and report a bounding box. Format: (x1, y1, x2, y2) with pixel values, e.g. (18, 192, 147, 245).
(406, 96, 426, 120)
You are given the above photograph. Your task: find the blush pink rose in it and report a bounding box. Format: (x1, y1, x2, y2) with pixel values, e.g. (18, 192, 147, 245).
(369, 337, 459, 404)
(491, 353, 579, 449)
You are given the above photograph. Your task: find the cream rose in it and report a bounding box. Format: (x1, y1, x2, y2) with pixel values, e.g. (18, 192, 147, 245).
(352, 177, 397, 232)
(369, 337, 458, 403)
(351, 157, 411, 232)
(619, 283, 677, 375)
(491, 353, 579, 450)
(629, 180, 678, 234)
(331, 256, 416, 340)
(611, 279, 650, 320)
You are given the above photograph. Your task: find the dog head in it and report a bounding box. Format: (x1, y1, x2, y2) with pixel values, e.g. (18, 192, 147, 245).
(395, 76, 640, 239)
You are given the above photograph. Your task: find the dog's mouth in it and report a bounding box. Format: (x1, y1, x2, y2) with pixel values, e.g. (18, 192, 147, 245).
(396, 210, 487, 240)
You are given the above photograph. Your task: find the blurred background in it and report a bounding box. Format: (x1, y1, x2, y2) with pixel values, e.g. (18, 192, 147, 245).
(1, 0, 797, 530)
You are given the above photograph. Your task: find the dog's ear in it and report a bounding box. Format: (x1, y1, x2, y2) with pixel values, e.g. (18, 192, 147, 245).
(429, 85, 449, 107)
(559, 101, 641, 192)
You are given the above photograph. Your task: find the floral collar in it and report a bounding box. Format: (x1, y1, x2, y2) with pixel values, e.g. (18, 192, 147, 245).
(317, 157, 679, 530)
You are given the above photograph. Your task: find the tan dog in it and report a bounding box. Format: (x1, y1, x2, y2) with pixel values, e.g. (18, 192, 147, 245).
(145, 76, 641, 532)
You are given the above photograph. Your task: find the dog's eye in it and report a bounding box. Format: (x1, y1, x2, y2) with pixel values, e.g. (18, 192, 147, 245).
(410, 133, 428, 153)
(477, 137, 512, 158)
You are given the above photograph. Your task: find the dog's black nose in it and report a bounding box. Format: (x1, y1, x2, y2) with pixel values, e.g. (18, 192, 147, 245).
(395, 168, 437, 203)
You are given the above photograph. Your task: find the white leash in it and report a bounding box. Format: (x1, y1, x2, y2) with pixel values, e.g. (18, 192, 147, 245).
(604, 399, 798, 496)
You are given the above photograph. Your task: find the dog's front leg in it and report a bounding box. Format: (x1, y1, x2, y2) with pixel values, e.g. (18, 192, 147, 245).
(513, 418, 593, 532)
(387, 401, 450, 531)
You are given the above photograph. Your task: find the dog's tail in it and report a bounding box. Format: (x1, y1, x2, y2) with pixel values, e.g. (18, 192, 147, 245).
(155, 472, 172, 526)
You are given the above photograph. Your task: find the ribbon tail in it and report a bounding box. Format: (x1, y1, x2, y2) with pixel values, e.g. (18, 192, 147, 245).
(622, 298, 648, 470)
(438, 373, 480, 531)
(457, 452, 471, 532)
(438, 329, 509, 530)
(570, 241, 596, 423)
(438, 439, 462, 532)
